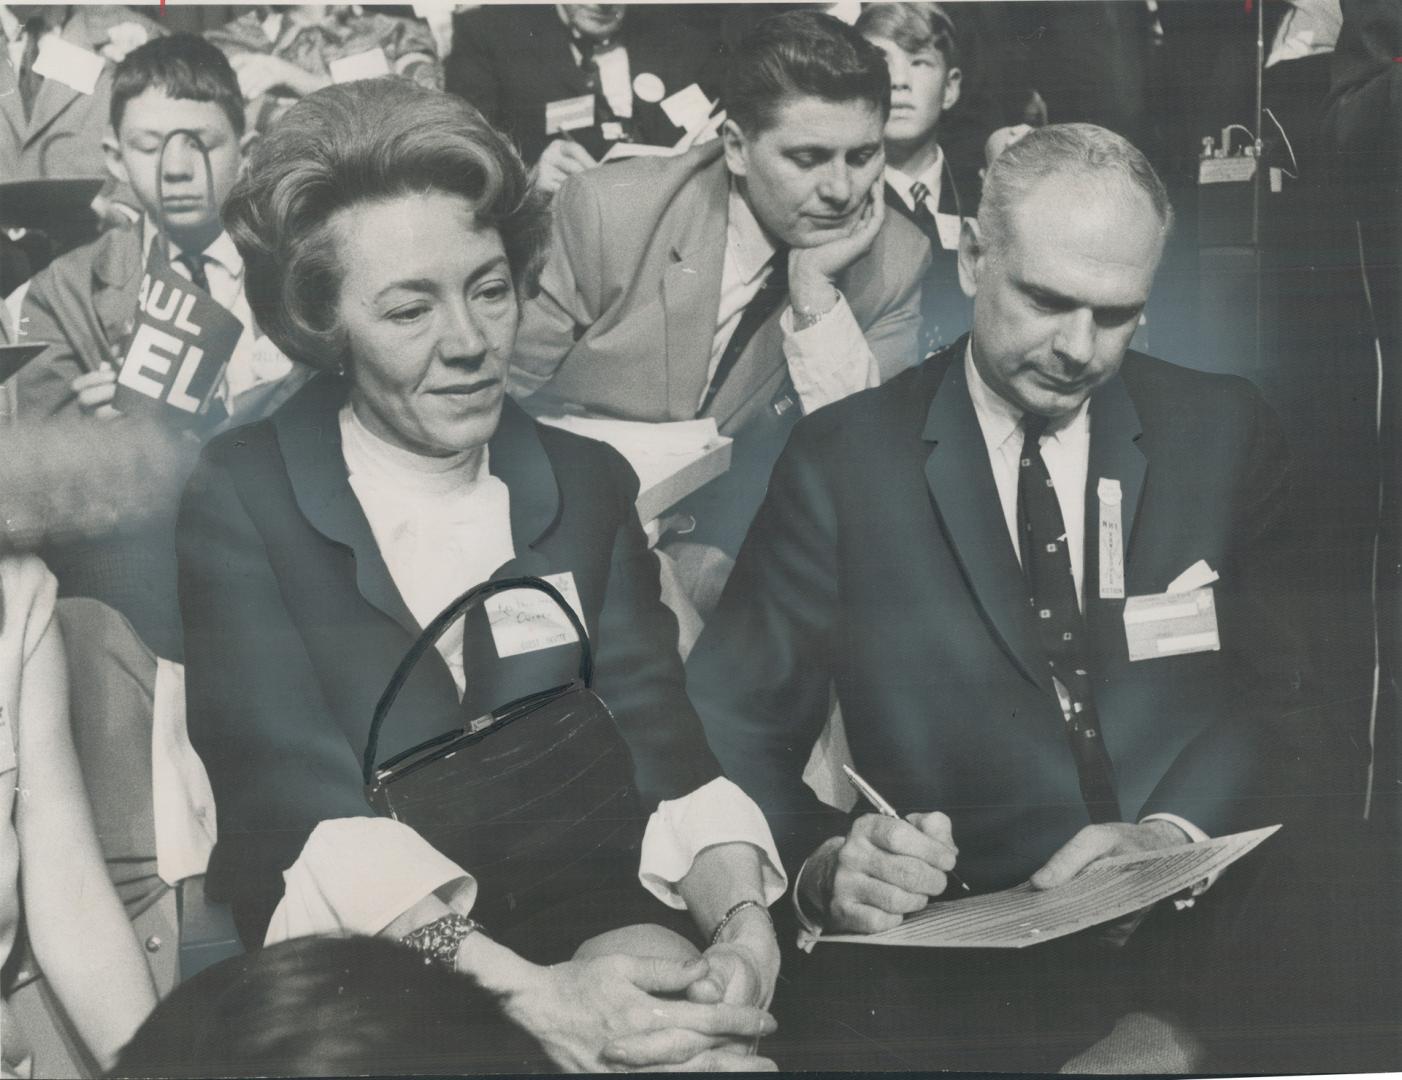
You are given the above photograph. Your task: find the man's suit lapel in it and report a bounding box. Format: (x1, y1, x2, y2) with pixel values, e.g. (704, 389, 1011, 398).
(662, 150, 728, 419)
(0, 48, 25, 147)
(922, 347, 1053, 694)
(275, 376, 420, 636)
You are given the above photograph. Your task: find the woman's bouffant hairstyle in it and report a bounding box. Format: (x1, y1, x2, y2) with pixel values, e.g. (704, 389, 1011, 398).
(223, 79, 548, 372)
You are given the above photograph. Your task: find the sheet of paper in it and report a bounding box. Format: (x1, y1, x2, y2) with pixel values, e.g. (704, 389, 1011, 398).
(660, 82, 712, 133)
(820, 825, 1279, 949)
(33, 35, 106, 96)
(328, 47, 392, 84)
(533, 414, 731, 522)
(600, 141, 677, 164)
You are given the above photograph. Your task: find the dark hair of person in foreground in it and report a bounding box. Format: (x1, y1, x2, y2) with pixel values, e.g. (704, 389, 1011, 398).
(111, 936, 553, 1077)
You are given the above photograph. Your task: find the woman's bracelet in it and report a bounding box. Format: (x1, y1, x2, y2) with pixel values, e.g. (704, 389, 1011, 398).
(709, 899, 773, 948)
(400, 913, 482, 970)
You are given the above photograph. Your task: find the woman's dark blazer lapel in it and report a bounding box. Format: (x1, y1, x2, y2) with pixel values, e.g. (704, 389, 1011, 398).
(270, 374, 577, 722)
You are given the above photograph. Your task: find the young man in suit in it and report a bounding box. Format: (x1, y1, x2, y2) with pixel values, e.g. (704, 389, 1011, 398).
(510, 10, 929, 612)
(446, 3, 723, 195)
(857, 2, 972, 356)
(686, 123, 1320, 1070)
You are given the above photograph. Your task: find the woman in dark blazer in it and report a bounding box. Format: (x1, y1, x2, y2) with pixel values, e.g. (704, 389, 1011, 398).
(176, 79, 782, 1072)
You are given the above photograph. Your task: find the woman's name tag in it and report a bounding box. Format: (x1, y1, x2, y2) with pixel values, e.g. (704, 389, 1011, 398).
(486, 571, 585, 658)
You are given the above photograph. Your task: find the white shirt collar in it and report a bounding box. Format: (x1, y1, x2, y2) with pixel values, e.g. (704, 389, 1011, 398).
(340, 401, 490, 498)
(140, 220, 244, 280)
(0, 7, 19, 43)
(885, 145, 946, 213)
(727, 180, 778, 288)
(963, 337, 1090, 456)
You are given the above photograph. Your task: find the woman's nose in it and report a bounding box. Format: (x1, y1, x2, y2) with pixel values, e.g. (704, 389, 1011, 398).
(441, 303, 489, 363)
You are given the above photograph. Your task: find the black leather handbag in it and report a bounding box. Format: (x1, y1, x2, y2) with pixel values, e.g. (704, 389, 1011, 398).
(362, 576, 643, 926)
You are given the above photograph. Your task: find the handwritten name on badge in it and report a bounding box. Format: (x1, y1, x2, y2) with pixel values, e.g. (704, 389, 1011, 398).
(486, 572, 585, 659)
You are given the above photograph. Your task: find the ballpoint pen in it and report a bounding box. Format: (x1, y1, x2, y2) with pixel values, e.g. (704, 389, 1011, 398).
(842, 763, 971, 893)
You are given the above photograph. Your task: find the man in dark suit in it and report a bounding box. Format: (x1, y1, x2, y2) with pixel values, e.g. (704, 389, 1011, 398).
(510, 11, 929, 611)
(687, 122, 1310, 1070)
(446, 4, 723, 194)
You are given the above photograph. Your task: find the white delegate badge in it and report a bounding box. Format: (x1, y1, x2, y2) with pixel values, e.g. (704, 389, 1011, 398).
(32, 35, 106, 96)
(545, 93, 595, 134)
(1123, 562, 1221, 662)
(632, 71, 666, 103)
(601, 120, 625, 142)
(486, 572, 585, 659)
(660, 82, 712, 133)
(1097, 477, 1125, 600)
(328, 47, 392, 84)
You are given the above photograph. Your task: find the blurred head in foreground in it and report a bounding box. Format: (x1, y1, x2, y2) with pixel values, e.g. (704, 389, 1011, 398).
(111, 936, 552, 1077)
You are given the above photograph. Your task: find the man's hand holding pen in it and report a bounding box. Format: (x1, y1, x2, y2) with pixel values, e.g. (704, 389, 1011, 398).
(799, 811, 961, 934)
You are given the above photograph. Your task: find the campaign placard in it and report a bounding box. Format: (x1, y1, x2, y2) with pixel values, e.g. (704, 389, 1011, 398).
(113, 258, 243, 429)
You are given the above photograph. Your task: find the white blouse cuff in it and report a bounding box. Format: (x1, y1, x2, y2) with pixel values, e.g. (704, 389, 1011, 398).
(264, 817, 477, 945)
(639, 776, 787, 911)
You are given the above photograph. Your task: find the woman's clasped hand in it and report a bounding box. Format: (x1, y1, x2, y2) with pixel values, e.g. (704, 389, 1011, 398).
(497, 949, 779, 1071)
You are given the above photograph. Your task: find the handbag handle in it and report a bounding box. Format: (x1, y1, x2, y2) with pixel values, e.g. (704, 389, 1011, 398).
(362, 576, 592, 785)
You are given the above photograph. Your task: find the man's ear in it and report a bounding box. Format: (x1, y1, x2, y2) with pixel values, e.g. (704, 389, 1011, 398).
(103, 130, 129, 186)
(956, 216, 982, 299)
(942, 66, 962, 113)
(720, 117, 748, 178)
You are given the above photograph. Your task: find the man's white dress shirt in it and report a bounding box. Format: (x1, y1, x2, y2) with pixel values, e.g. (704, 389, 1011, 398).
(885, 149, 965, 250)
(703, 183, 879, 415)
(264, 405, 787, 944)
(963, 343, 1206, 847)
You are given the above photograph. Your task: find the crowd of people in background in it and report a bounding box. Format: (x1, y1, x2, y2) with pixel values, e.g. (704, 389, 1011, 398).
(1, 2, 1400, 1077)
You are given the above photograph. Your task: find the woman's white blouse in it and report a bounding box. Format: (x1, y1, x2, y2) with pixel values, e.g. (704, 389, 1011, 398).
(263, 406, 785, 943)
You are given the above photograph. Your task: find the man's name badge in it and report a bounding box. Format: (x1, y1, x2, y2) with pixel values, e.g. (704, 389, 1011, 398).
(487, 571, 585, 659)
(328, 47, 392, 84)
(33, 35, 106, 96)
(1098, 477, 1125, 600)
(600, 120, 625, 142)
(1123, 561, 1221, 662)
(545, 94, 595, 135)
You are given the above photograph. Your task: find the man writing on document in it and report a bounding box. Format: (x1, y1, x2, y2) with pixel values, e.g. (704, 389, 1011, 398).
(687, 123, 1306, 1071)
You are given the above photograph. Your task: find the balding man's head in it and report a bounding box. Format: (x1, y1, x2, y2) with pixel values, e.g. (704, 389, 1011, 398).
(957, 124, 1171, 420)
(978, 123, 1172, 258)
